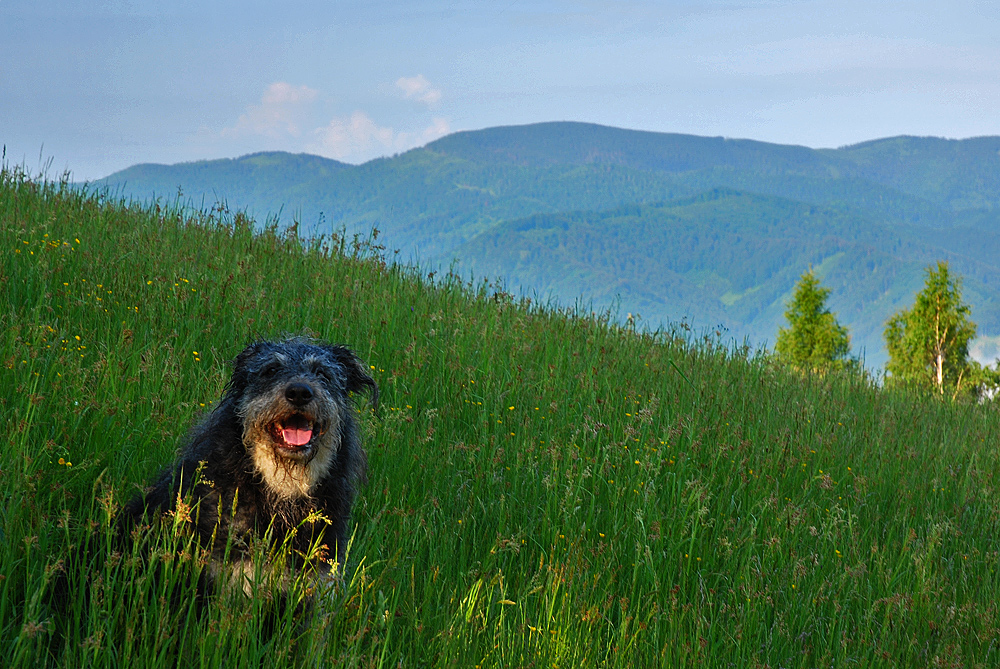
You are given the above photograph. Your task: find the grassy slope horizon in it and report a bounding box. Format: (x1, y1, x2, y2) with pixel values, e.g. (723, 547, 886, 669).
(5, 165, 1000, 666)
(93, 122, 1000, 371)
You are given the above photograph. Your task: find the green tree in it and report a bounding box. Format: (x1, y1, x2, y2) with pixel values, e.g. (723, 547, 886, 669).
(775, 269, 852, 373)
(884, 261, 977, 397)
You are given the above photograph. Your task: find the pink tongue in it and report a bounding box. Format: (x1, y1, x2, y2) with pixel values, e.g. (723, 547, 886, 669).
(282, 427, 313, 446)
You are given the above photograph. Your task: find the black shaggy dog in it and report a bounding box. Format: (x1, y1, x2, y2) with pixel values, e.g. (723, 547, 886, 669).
(119, 338, 377, 597)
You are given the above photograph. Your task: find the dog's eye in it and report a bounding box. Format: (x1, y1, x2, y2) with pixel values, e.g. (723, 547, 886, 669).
(260, 363, 280, 379)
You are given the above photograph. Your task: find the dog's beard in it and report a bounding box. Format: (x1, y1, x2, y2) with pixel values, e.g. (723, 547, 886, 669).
(240, 394, 342, 500)
(246, 419, 340, 500)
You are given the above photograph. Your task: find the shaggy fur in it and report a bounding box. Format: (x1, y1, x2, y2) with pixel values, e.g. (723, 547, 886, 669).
(119, 338, 377, 595)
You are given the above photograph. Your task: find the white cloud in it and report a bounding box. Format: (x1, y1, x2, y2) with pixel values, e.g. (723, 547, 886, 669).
(220, 81, 450, 163)
(396, 74, 442, 106)
(310, 112, 451, 163)
(261, 82, 319, 105)
(311, 111, 395, 159)
(420, 117, 451, 143)
(222, 82, 319, 139)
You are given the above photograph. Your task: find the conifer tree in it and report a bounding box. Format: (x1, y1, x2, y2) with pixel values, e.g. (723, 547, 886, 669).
(884, 261, 977, 397)
(775, 269, 851, 373)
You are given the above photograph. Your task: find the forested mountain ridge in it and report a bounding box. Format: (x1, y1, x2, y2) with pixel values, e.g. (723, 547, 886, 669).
(94, 122, 1000, 368)
(448, 189, 1000, 364)
(827, 135, 1000, 212)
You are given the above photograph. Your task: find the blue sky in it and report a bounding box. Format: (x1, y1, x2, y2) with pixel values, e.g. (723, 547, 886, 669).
(2, 0, 998, 180)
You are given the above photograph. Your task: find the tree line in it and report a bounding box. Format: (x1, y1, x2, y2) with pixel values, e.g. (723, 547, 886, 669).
(775, 261, 991, 398)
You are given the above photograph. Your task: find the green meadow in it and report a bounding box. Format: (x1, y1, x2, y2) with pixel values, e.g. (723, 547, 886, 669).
(4, 164, 1000, 667)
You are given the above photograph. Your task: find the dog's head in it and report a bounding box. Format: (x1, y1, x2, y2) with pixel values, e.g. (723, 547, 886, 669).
(225, 339, 377, 499)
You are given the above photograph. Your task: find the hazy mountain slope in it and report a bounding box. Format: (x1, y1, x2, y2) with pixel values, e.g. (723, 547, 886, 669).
(96, 123, 998, 256)
(99, 148, 698, 255)
(429, 123, 1000, 219)
(424, 123, 979, 227)
(830, 135, 1000, 212)
(447, 190, 1000, 367)
(91, 122, 1000, 366)
(100, 151, 351, 222)
(425, 121, 842, 173)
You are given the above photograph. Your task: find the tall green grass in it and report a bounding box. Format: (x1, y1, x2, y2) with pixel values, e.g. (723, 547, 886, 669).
(4, 164, 1000, 667)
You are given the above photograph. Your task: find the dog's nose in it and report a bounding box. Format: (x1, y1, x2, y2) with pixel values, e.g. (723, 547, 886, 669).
(284, 383, 314, 406)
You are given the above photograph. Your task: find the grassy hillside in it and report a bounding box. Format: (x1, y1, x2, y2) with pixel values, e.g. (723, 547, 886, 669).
(94, 123, 1000, 369)
(6, 166, 1000, 667)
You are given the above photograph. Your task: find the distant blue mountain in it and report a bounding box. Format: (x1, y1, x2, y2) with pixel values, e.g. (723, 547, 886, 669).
(95, 122, 1000, 368)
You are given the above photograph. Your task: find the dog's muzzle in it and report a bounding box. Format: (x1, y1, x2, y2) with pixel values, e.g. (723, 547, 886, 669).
(276, 413, 314, 450)
(268, 382, 325, 455)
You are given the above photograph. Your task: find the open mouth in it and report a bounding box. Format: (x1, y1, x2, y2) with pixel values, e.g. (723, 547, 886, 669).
(272, 414, 315, 452)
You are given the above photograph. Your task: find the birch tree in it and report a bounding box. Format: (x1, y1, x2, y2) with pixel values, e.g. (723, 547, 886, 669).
(884, 261, 977, 397)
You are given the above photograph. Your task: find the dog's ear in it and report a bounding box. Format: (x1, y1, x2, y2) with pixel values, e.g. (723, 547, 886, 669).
(325, 344, 378, 411)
